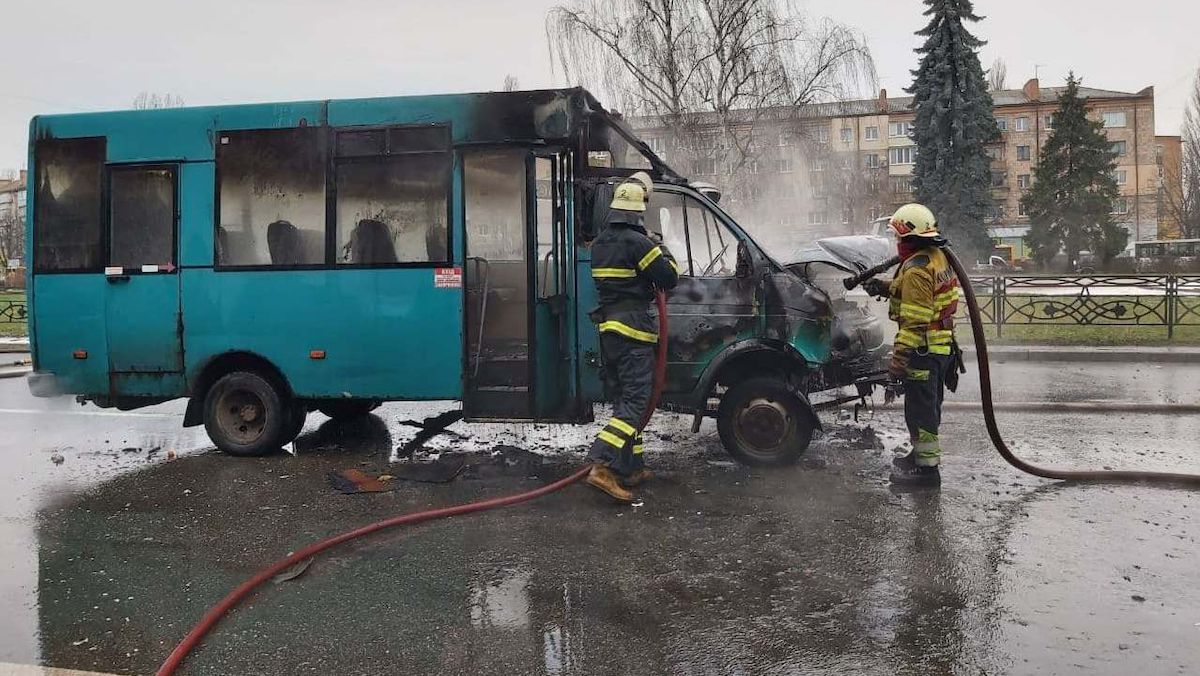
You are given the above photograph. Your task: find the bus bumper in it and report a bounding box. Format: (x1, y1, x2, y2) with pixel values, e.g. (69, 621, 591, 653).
(27, 371, 62, 398)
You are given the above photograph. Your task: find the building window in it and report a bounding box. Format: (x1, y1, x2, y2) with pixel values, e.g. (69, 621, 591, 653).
(746, 159, 759, 174)
(1016, 145, 1031, 161)
(332, 126, 451, 266)
(776, 159, 794, 174)
(809, 157, 827, 172)
(995, 117, 1008, 131)
(1044, 114, 1055, 130)
(815, 127, 830, 144)
(888, 146, 915, 165)
(842, 206, 854, 224)
(865, 126, 880, 141)
(985, 146, 1005, 161)
(1014, 117, 1029, 132)
(869, 206, 884, 220)
(991, 171, 1007, 188)
(1017, 174, 1031, 189)
(217, 127, 328, 267)
(1018, 201, 1029, 217)
(892, 177, 912, 194)
(1113, 169, 1127, 185)
(888, 121, 911, 138)
(1111, 140, 1127, 157)
(645, 136, 666, 152)
(1102, 111, 1128, 128)
(808, 210, 827, 225)
(1111, 197, 1129, 215)
(986, 205, 1005, 222)
(778, 130, 794, 147)
(864, 153, 880, 169)
(33, 137, 105, 272)
(692, 159, 717, 175)
(840, 127, 853, 142)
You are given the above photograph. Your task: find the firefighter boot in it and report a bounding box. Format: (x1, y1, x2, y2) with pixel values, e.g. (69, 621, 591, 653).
(622, 467, 655, 488)
(586, 464, 635, 502)
(890, 453, 941, 488)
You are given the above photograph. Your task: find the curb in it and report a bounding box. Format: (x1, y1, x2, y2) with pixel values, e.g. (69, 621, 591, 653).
(876, 401, 1200, 414)
(0, 368, 30, 380)
(961, 348, 1200, 364)
(0, 343, 29, 354)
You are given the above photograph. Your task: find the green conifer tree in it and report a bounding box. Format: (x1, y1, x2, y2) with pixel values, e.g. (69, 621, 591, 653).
(1021, 74, 1127, 269)
(907, 0, 999, 259)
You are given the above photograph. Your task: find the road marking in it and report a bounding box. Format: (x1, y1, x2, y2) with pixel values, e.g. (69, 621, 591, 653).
(0, 407, 180, 418)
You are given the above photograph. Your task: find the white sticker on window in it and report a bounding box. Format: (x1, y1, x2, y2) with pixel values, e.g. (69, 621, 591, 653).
(434, 267, 462, 288)
(104, 266, 124, 276)
(141, 264, 160, 273)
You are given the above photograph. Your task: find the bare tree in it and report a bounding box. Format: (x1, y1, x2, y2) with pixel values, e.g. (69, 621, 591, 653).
(132, 92, 185, 110)
(546, 0, 874, 168)
(987, 57, 1007, 92)
(1161, 67, 1200, 240)
(502, 74, 521, 92)
(0, 210, 23, 270)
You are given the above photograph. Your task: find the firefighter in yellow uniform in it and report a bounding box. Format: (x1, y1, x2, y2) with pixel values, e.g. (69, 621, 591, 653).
(863, 203, 962, 487)
(585, 175, 679, 502)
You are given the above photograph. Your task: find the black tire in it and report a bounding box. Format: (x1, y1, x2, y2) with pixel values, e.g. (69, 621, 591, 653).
(717, 376, 815, 467)
(317, 399, 380, 421)
(203, 371, 291, 457)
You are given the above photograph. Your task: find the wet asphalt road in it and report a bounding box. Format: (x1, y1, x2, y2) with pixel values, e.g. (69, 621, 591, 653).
(2, 362, 1200, 676)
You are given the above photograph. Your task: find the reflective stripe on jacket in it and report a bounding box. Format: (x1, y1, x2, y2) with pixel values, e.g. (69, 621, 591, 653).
(888, 246, 958, 367)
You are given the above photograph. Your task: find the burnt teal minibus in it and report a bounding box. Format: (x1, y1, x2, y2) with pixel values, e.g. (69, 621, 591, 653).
(26, 88, 889, 465)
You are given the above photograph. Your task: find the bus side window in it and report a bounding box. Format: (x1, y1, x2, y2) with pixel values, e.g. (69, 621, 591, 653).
(334, 126, 451, 266)
(109, 166, 175, 269)
(33, 137, 105, 272)
(644, 192, 690, 275)
(216, 128, 326, 267)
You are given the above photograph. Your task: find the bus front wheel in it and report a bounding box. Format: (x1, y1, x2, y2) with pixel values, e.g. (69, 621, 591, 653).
(203, 371, 291, 457)
(716, 376, 814, 467)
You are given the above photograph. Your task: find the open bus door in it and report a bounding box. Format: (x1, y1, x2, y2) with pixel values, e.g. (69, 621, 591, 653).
(461, 148, 578, 421)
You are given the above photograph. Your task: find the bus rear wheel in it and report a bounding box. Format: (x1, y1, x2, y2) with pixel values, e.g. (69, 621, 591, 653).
(716, 376, 814, 467)
(204, 371, 291, 457)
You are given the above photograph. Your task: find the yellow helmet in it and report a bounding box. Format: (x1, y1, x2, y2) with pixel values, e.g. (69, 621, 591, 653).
(629, 171, 654, 196)
(610, 181, 647, 212)
(888, 203, 939, 238)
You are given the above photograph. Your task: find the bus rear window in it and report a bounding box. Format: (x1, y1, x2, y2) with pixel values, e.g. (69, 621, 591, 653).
(33, 137, 105, 272)
(216, 128, 327, 267)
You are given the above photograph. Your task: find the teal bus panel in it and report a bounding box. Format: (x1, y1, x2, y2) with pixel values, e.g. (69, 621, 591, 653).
(30, 275, 109, 394)
(180, 267, 463, 400)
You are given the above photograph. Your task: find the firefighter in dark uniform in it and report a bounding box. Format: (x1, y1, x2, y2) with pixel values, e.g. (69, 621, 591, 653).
(863, 203, 962, 487)
(585, 175, 680, 502)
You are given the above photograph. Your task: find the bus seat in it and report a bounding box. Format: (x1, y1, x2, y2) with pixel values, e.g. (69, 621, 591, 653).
(350, 219, 398, 264)
(267, 220, 304, 265)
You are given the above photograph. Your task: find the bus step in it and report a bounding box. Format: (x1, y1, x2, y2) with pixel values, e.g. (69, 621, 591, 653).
(474, 359, 530, 387)
(466, 386, 530, 418)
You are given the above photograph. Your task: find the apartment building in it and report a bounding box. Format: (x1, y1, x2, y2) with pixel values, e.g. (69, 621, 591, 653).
(0, 170, 26, 272)
(631, 79, 1178, 258)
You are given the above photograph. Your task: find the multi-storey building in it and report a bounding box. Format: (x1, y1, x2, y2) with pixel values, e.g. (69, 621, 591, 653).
(631, 79, 1180, 259)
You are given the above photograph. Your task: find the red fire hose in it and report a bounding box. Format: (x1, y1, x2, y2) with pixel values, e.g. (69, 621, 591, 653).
(156, 290, 670, 675)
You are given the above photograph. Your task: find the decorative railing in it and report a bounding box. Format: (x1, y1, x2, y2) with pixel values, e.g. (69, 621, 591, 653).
(0, 299, 27, 325)
(962, 275, 1200, 337)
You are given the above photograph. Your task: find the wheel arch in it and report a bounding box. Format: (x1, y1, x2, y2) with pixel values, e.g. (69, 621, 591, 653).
(183, 351, 294, 428)
(687, 339, 820, 432)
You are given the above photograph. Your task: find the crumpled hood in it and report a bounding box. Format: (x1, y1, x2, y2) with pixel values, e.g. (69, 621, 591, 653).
(781, 235, 894, 273)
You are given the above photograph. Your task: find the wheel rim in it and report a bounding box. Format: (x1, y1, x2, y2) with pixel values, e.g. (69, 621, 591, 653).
(215, 387, 269, 445)
(733, 396, 794, 459)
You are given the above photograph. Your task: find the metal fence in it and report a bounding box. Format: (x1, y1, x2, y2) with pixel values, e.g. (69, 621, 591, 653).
(0, 298, 26, 325)
(963, 275, 1200, 337)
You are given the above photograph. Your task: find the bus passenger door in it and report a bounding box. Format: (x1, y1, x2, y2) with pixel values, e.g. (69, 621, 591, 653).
(104, 164, 184, 396)
(531, 152, 578, 420)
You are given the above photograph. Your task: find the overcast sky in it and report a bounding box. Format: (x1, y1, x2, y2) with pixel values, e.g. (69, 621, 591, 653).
(2, 0, 1196, 172)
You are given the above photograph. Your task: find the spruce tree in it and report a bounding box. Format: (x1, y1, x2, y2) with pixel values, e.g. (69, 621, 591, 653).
(1021, 74, 1127, 269)
(907, 0, 999, 259)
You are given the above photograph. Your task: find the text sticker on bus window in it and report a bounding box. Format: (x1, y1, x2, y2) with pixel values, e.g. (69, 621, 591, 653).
(104, 266, 123, 276)
(434, 267, 462, 288)
(141, 264, 159, 274)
